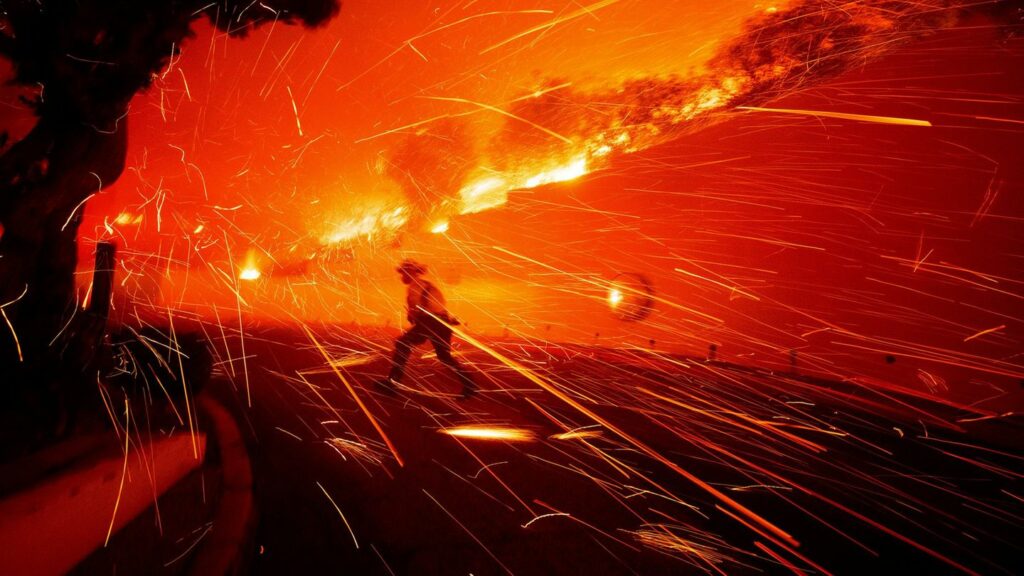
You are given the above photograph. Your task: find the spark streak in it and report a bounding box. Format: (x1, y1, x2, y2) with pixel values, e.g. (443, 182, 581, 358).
(440, 425, 536, 442)
(963, 324, 1005, 342)
(104, 397, 131, 547)
(317, 481, 359, 549)
(737, 106, 932, 127)
(0, 284, 28, 363)
(425, 96, 573, 144)
(302, 325, 404, 467)
(431, 312, 799, 547)
(479, 0, 622, 54)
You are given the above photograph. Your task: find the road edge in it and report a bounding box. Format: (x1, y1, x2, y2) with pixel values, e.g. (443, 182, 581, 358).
(189, 393, 256, 576)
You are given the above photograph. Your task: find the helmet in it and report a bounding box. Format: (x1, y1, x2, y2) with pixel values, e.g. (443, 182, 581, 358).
(396, 259, 427, 276)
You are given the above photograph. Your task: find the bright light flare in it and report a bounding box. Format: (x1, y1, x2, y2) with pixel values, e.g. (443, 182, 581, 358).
(321, 205, 409, 245)
(239, 249, 261, 281)
(608, 288, 623, 308)
(458, 176, 509, 215)
(314, 155, 589, 242)
(523, 156, 588, 189)
(459, 157, 589, 216)
(440, 425, 537, 442)
(239, 267, 261, 281)
(114, 212, 143, 226)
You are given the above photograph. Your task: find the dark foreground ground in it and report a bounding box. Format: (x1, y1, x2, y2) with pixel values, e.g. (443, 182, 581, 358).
(179, 323, 1023, 575)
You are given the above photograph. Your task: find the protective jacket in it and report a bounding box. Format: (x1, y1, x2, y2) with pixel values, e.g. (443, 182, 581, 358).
(406, 279, 448, 325)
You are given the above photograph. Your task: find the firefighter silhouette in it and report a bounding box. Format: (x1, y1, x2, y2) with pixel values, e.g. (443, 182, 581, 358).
(380, 259, 476, 398)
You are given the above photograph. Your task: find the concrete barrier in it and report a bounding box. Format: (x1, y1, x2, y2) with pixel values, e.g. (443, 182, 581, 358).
(0, 432, 206, 576)
(188, 394, 255, 576)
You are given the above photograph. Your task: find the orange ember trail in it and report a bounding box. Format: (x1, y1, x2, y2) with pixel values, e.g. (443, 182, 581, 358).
(302, 325, 405, 467)
(9, 0, 1022, 573)
(737, 106, 933, 126)
(440, 426, 537, 442)
(433, 312, 800, 548)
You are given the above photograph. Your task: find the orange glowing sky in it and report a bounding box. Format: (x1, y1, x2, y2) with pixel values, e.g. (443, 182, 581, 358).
(2, 1, 1020, 406)
(81, 0, 760, 236)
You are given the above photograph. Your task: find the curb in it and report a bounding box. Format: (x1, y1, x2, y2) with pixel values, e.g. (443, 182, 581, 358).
(0, 432, 205, 576)
(189, 394, 255, 576)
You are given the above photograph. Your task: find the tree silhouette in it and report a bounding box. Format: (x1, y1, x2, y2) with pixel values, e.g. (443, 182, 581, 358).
(0, 0, 339, 444)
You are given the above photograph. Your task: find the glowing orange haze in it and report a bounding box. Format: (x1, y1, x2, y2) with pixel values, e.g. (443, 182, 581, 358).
(79, 0, 758, 308)
(48, 1, 1024, 407)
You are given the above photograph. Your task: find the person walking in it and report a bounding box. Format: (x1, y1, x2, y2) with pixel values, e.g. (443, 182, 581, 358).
(380, 259, 476, 398)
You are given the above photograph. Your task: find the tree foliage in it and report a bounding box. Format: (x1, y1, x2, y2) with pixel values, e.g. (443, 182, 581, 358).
(0, 0, 338, 121)
(0, 0, 339, 449)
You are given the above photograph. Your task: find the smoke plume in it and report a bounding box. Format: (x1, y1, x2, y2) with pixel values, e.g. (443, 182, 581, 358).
(490, 0, 1019, 171)
(335, 0, 1022, 244)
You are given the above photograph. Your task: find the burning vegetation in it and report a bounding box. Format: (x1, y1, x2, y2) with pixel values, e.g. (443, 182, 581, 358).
(1, 1, 1022, 573)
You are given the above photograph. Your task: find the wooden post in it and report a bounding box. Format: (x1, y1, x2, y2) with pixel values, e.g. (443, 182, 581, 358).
(89, 241, 116, 321)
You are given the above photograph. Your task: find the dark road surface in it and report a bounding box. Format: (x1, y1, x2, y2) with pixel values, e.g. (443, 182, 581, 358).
(205, 324, 1023, 575)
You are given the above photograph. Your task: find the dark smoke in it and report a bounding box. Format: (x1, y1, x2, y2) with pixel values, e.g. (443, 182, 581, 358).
(371, 1, 1022, 226)
(385, 118, 476, 225)
(490, 0, 1023, 173)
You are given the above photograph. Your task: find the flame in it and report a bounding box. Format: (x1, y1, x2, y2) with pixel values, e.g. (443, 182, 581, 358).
(523, 156, 588, 188)
(239, 249, 261, 281)
(440, 425, 536, 442)
(321, 0, 955, 244)
(239, 267, 261, 281)
(439, 0, 951, 236)
(314, 156, 590, 243)
(458, 176, 509, 215)
(316, 155, 589, 241)
(458, 156, 589, 216)
(321, 205, 409, 245)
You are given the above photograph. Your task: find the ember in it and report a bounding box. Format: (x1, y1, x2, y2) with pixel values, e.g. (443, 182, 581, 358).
(1, 1, 1021, 574)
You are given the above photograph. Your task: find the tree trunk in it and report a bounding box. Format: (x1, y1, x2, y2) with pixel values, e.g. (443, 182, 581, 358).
(0, 113, 127, 451)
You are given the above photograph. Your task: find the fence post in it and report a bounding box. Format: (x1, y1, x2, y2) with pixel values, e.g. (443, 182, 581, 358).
(89, 241, 116, 321)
